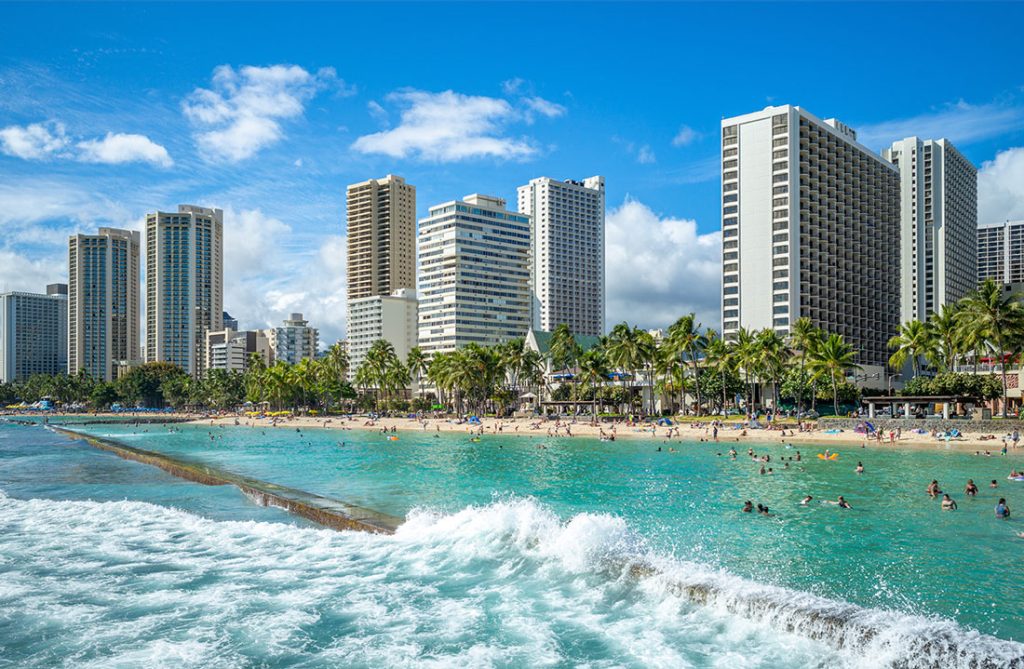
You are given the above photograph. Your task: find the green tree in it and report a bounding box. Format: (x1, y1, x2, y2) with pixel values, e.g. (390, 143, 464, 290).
(888, 319, 938, 378)
(960, 279, 1024, 417)
(808, 333, 861, 415)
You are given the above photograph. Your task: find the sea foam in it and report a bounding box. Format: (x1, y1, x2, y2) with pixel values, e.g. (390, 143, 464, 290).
(0, 492, 1021, 668)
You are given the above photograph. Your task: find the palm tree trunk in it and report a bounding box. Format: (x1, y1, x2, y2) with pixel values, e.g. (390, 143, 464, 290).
(691, 358, 702, 416)
(831, 370, 839, 416)
(1000, 344, 1009, 418)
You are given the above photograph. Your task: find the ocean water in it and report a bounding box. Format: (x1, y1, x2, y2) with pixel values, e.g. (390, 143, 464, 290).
(2, 418, 1024, 668)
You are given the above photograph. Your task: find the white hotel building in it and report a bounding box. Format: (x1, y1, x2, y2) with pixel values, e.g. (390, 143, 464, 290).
(347, 288, 418, 378)
(721, 105, 901, 370)
(145, 205, 224, 376)
(883, 138, 977, 322)
(977, 220, 1024, 290)
(517, 176, 605, 336)
(418, 194, 532, 355)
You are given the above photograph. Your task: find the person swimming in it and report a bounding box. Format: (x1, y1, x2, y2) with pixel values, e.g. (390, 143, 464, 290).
(742, 500, 753, 513)
(837, 496, 852, 509)
(800, 495, 813, 505)
(926, 480, 942, 497)
(855, 461, 864, 474)
(941, 494, 958, 511)
(996, 498, 1011, 519)
(965, 479, 979, 496)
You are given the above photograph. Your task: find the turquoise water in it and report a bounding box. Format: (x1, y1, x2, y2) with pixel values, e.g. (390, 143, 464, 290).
(2, 418, 1024, 667)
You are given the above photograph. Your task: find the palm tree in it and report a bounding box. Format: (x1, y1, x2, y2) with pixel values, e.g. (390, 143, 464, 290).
(788, 317, 821, 413)
(666, 314, 706, 415)
(928, 304, 961, 371)
(960, 279, 1024, 417)
(808, 333, 861, 416)
(606, 322, 641, 413)
(406, 346, 428, 399)
(703, 330, 732, 414)
(733, 327, 760, 413)
(756, 328, 788, 411)
(549, 324, 581, 411)
(887, 319, 937, 378)
(577, 348, 610, 421)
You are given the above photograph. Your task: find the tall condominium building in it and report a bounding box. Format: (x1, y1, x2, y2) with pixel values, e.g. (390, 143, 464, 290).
(347, 288, 418, 379)
(346, 175, 416, 301)
(418, 194, 532, 355)
(68, 228, 141, 381)
(517, 176, 606, 336)
(145, 205, 224, 376)
(0, 285, 68, 383)
(721, 105, 900, 369)
(882, 138, 977, 322)
(264, 313, 319, 365)
(977, 220, 1024, 291)
(206, 329, 272, 373)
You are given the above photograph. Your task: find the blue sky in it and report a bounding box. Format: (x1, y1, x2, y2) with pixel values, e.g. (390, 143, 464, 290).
(3, 2, 1024, 344)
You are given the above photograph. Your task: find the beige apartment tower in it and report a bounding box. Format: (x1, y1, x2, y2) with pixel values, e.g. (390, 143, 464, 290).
(346, 175, 416, 300)
(145, 205, 224, 376)
(68, 227, 141, 381)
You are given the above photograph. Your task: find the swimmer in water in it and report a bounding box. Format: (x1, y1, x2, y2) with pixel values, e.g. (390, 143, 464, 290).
(800, 495, 813, 505)
(926, 480, 941, 497)
(941, 494, 958, 511)
(855, 461, 864, 474)
(837, 496, 852, 509)
(742, 500, 753, 513)
(965, 479, 979, 496)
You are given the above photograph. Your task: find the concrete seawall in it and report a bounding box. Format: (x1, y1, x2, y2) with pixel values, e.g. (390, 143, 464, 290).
(819, 416, 1024, 434)
(52, 426, 401, 535)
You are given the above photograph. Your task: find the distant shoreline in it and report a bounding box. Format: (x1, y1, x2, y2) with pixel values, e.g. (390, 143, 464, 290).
(7, 410, 1023, 454)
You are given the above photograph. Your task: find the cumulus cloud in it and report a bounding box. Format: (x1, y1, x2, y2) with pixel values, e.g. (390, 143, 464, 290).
(183, 64, 338, 162)
(0, 248, 67, 294)
(0, 121, 171, 166)
(979, 146, 1024, 223)
(352, 89, 559, 162)
(672, 125, 699, 147)
(0, 121, 69, 159)
(77, 132, 173, 167)
(219, 208, 346, 345)
(605, 198, 721, 330)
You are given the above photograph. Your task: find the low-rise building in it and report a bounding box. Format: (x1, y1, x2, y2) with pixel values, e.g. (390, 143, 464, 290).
(346, 288, 418, 378)
(264, 313, 319, 365)
(206, 329, 272, 373)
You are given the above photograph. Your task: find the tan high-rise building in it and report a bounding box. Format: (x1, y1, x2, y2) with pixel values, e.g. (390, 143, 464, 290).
(145, 205, 224, 376)
(68, 228, 141, 381)
(345, 174, 416, 300)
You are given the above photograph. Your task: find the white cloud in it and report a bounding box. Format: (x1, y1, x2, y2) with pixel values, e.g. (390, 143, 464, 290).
(501, 77, 525, 95)
(77, 132, 173, 167)
(672, 125, 699, 147)
(636, 144, 656, 164)
(219, 208, 347, 344)
(183, 64, 337, 162)
(367, 100, 388, 125)
(856, 99, 1024, 150)
(0, 248, 66, 294)
(0, 121, 68, 159)
(606, 198, 721, 330)
(352, 89, 544, 162)
(523, 96, 566, 120)
(979, 146, 1024, 223)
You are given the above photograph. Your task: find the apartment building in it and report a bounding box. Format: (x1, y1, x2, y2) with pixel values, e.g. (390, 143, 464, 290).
(346, 288, 418, 378)
(264, 313, 319, 365)
(0, 285, 68, 382)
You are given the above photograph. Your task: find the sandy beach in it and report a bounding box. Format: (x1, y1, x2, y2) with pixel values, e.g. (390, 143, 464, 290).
(170, 413, 1024, 454)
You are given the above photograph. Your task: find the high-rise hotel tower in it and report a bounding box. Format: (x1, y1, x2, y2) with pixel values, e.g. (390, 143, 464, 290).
(720, 105, 900, 369)
(145, 205, 224, 376)
(882, 138, 977, 322)
(418, 194, 532, 355)
(517, 176, 605, 336)
(346, 174, 416, 301)
(68, 227, 141, 381)
(345, 174, 418, 376)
